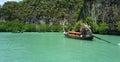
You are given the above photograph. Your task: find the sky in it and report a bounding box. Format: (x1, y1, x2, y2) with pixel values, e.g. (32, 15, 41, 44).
(0, 0, 22, 6)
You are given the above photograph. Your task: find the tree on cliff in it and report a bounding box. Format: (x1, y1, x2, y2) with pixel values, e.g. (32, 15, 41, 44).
(0, 0, 83, 25)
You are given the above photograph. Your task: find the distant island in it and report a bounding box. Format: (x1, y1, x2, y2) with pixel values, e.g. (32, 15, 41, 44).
(0, 0, 120, 35)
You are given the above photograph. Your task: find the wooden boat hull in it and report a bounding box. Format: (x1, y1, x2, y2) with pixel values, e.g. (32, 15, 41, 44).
(64, 32, 93, 40)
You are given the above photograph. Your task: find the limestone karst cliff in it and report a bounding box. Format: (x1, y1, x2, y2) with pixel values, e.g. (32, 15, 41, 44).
(79, 0, 120, 34)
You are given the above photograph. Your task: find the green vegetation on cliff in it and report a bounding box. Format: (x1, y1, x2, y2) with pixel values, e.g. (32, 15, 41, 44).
(0, 0, 83, 24)
(85, 17, 109, 34)
(0, 0, 120, 34)
(0, 0, 83, 32)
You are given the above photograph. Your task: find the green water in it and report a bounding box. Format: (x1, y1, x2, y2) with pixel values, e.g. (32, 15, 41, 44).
(0, 32, 120, 62)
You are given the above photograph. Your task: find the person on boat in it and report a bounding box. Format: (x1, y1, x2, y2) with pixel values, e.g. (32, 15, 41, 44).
(80, 24, 92, 38)
(80, 27, 87, 37)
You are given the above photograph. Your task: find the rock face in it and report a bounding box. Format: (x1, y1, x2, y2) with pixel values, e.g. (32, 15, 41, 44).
(79, 0, 120, 31)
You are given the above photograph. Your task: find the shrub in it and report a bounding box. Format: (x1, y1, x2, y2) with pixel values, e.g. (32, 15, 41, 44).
(117, 21, 120, 31)
(85, 17, 98, 33)
(0, 22, 8, 32)
(85, 17, 94, 25)
(38, 24, 48, 32)
(55, 25, 63, 32)
(73, 21, 84, 31)
(48, 25, 55, 32)
(98, 23, 109, 34)
(6, 20, 24, 32)
(24, 24, 36, 32)
(91, 23, 99, 33)
(64, 24, 72, 31)
(49, 25, 62, 32)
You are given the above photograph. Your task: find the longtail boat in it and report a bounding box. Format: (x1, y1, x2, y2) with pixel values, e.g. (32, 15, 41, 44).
(64, 31, 93, 40)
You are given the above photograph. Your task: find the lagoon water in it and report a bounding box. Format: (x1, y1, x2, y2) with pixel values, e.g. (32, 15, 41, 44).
(0, 32, 120, 62)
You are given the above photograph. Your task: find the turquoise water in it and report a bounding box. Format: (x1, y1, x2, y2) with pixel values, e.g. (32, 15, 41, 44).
(0, 32, 120, 62)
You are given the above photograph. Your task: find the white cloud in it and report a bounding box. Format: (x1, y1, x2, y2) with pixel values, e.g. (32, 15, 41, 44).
(8, 0, 22, 2)
(0, 0, 22, 5)
(0, 0, 13, 5)
(8, 0, 14, 1)
(0, 2, 4, 6)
